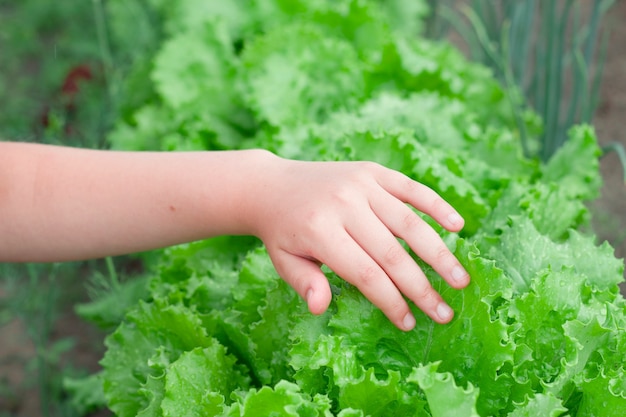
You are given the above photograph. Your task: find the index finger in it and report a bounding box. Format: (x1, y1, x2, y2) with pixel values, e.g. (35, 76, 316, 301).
(374, 167, 465, 233)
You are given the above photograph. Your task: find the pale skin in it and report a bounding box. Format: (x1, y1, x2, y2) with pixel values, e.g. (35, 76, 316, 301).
(0, 141, 469, 331)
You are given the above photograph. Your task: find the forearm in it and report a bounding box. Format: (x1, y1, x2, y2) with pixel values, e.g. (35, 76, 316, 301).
(0, 141, 471, 329)
(0, 142, 273, 262)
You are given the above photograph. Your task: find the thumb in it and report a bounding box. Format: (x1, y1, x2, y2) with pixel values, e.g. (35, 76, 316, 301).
(267, 248, 332, 315)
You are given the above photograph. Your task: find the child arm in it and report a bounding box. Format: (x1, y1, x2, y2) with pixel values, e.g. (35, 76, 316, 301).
(0, 142, 469, 330)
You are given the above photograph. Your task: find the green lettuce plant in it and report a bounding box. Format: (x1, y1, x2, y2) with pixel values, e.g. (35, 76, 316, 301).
(70, 1, 626, 415)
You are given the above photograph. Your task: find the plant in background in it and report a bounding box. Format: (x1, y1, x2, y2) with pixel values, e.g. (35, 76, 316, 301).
(0, 1, 129, 415)
(73, 1, 626, 416)
(0, 263, 96, 417)
(0, 0, 114, 148)
(430, 0, 626, 176)
(2, 0, 625, 416)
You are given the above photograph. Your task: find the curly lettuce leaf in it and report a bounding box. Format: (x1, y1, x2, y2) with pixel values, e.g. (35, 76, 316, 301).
(224, 380, 333, 417)
(290, 239, 519, 416)
(482, 216, 624, 295)
(291, 332, 428, 416)
(485, 181, 592, 241)
(97, 3, 626, 417)
(101, 301, 216, 417)
(161, 346, 250, 417)
(505, 393, 567, 417)
(338, 368, 425, 416)
(240, 22, 365, 127)
(152, 20, 237, 111)
(408, 362, 480, 417)
(542, 125, 602, 201)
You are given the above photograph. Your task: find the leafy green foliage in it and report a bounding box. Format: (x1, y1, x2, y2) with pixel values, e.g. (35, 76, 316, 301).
(95, 0, 625, 416)
(0, 0, 110, 146)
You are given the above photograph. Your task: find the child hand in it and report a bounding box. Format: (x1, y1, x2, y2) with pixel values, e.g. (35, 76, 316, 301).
(246, 156, 470, 331)
(0, 143, 468, 331)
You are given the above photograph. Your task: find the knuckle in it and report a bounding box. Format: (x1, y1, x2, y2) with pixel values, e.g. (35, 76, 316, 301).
(301, 210, 329, 235)
(386, 298, 410, 320)
(430, 196, 448, 214)
(411, 283, 438, 307)
(396, 174, 423, 197)
(329, 186, 354, 207)
(402, 211, 422, 231)
(403, 176, 419, 193)
(350, 161, 383, 185)
(356, 263, 379, 288)
(286, 272, 309, 295)
(327, 175, 362, 205)
(357, 160, 382, 173)
(433, 246, 452, 263)
(383, 244, 406, 266)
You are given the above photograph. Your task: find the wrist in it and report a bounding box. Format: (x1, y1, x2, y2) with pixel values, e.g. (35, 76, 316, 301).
(223, 148, 284, 237)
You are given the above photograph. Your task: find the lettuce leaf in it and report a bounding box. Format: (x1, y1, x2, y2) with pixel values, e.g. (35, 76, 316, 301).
(101, 300, 219, 416)
(408, 362, 480, 417)
(161, 346, 250, 416)
(96, 1, 626, 416)
(240, 22, 365, 127)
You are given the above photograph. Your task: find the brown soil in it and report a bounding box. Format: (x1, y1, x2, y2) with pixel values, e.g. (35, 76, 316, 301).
(592, 0, 626, 291)
(0, 280, 112, 417)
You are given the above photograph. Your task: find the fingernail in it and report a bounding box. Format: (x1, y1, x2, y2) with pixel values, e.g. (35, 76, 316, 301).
(437, 302, 453, 322)
(306, 289, 313, 302)
(448, 212, 462, 226)
(403, 312, 416, 330)
(451, 265, 468, 285)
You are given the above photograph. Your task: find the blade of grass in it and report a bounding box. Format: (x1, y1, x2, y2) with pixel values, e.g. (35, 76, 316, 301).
(564, 4, 586, 131)
(550, 0, 574, 152)
(540, 0, 558, 161)
(588, 28, 610, 124)
(476, 0, 500, 43)
(580, 2, 600, 123)
(439, 4, 485, 61)
(500, 20, 531, 157)
(92, 0, 113, 98)
(460, 5, 531, 156)
(508, 0, 535, 90)
(563, 73, 581, 135)
(105, 256, 119, 287)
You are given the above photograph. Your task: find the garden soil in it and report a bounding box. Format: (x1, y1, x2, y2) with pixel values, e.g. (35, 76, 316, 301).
(591, 0, 626, 288)
(1, 3, 625, 416)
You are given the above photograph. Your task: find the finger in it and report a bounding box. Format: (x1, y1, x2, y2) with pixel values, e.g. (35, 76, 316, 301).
(374, 168, 464, 232)
(370, 194, 470, 289)
(266, 246, 332, 315)
(345, 213, 455, 324)
(308, 230, 418, 331)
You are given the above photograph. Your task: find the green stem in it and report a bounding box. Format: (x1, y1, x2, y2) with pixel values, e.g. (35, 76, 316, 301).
(551, 0, 574, 152)
(540, 0, 557, 161)
(461, 6, 530, 157)
(106, 256, 119, 287)
(92, 0, 113, 97)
